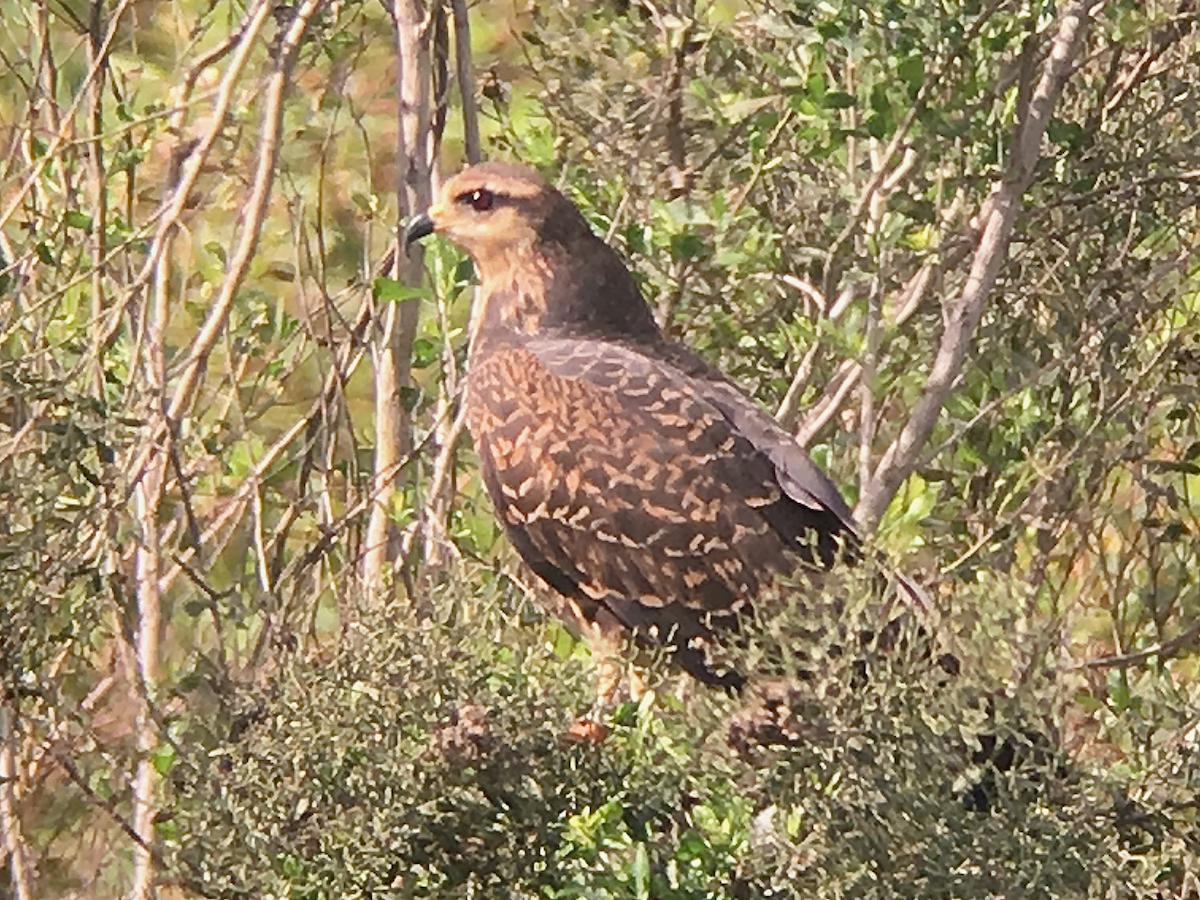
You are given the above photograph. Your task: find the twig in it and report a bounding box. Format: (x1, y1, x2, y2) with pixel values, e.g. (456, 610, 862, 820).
(1082, 615, 1200, 670)
(795, 359, 860, 448)
(451, 0, 481, 164)
(857, 271, 883, 495)
(86, 0, 108, 401)
(0, 0, 137, 234)
(421, 267, 466, 567)
(48, 746, 165, 864)
(412, 398, 468, 569)
(727, 109, 794, 216)
(856, 0, 1102, 532)
(774, 340, 821, 430)
(0, 704, 32, 900)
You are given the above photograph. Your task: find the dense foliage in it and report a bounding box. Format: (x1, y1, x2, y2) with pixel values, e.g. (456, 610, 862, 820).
(2, 0, 1199, 897)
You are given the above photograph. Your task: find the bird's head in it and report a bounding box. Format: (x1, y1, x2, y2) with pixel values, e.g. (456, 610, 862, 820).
(405, 161, 660, 344)
(405, 162, 591, 275)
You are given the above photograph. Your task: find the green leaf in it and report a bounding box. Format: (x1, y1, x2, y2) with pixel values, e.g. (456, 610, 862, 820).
(897, 54, 924, 93)
(669, 231, 709, 261)
(151, 743, 176, 776)
(373, 277, 427, 302)
(723, 95, 779, 120)
(632, 842, 650, 899)
(205, 241, 227, 265)
(1047, 118, 1084, 151)
(263, 261, 296, 281)
(622, 223, 648, 254)
(806, 73, 827, 101)
(65, 209, 93, 230)
(824, 91, 856, 109)
(411, 337, 440, 368)
(866, 113, 889, 139)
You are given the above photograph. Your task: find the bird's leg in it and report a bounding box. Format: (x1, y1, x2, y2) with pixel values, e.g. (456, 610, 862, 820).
(593, 652, 625, 711)
(627, 664, 647, 702)
(562, 645, 623, 745)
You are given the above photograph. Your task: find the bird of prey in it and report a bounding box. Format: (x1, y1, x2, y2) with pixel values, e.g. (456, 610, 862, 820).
(405, 162, 881, 693)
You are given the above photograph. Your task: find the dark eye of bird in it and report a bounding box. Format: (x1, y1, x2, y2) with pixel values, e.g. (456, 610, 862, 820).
(458, 188, 495, 212)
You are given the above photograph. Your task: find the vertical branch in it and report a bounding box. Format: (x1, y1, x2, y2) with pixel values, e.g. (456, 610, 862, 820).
(857, 142, 889, 497)
(855, 0, 1101, 532)
(86, 0, 108, 400)
(421, 295, 458, 567)
(420, 6, 453, 570)
(857, 274, 882, 495)
(654, 8, 694, 332)
(366, 0, 433, 601)
(128, 211, 170, 900)
(420, 0, 480, 567)
(430, 3, 450, 158)
(451, 0, 481, 165)
(0, 702, 32, 900)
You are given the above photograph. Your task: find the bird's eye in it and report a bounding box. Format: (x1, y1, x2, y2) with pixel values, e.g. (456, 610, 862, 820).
(458, 188, 495, 212)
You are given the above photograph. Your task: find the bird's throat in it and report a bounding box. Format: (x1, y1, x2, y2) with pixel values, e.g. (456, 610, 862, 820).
(467, 251, 556, 359)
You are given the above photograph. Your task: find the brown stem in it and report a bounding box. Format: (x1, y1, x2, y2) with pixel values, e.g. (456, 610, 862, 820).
(856, 0, 1102, 532)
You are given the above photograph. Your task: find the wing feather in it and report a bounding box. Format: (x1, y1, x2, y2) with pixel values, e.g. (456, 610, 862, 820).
(466, 337, 859, 684)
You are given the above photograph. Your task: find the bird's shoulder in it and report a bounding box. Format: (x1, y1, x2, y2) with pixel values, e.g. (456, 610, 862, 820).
(464, 335, 759, 482)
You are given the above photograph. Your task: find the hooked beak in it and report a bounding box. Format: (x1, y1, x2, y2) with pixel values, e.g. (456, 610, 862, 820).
(404, 212, 435, 249)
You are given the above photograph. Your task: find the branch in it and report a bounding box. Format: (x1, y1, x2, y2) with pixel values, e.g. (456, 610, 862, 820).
(164, 0, 326, 425)
(451, 0, 481, 164)
(855, 0, 1101, 532)
(0, 704, 32, 900)
(364, 0, 434, 603)
(1081, 614, 1200, 670)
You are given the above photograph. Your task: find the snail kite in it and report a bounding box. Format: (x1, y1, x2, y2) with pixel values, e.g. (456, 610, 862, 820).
(406, 162, 870, 692)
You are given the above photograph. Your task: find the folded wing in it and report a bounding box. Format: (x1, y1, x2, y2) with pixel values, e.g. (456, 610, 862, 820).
(466, 336, 859, 686)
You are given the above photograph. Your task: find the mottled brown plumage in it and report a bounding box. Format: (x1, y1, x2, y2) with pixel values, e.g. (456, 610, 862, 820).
(406, 162, 861, 690)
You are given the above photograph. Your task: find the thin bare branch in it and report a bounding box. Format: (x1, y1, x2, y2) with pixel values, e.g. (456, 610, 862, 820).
(365, 0, 434, 603)
(128, 207, 171, 900)
(0, 703, 32, 900)
(857, 272, 883, 496)
(856, 0, 1103, 532)
(0, 0, 136, 234)
(451, 0, 481, 164)
(1081, 614, 1200, 670)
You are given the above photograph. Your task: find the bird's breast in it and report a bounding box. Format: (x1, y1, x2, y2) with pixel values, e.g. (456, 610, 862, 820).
(468, 257, 558, 353)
